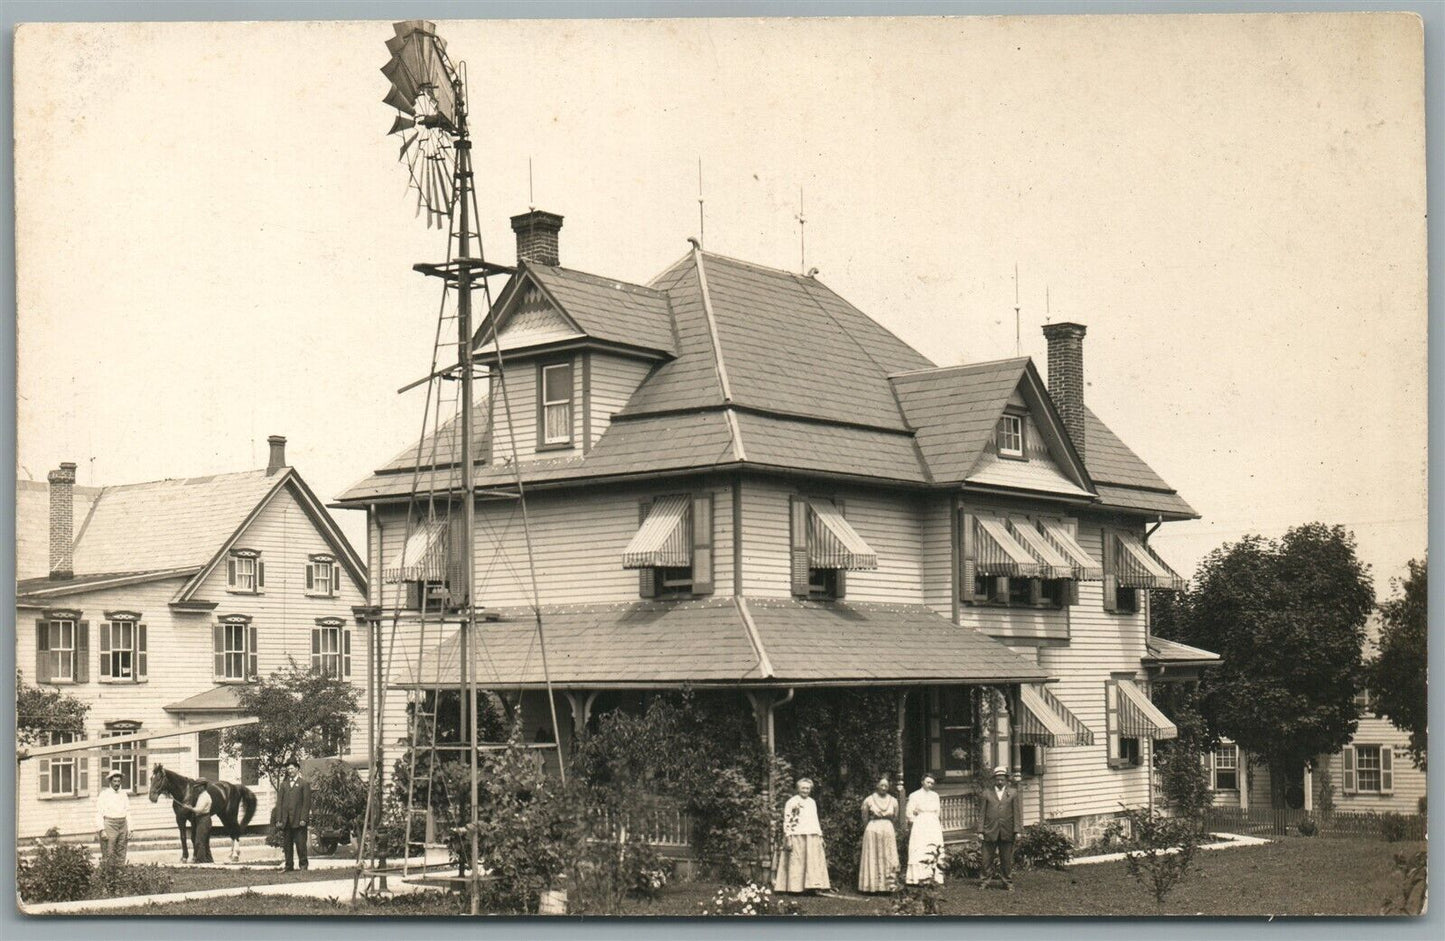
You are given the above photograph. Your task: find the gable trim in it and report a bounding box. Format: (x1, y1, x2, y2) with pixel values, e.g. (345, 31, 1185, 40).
(473, 265, 587, 352)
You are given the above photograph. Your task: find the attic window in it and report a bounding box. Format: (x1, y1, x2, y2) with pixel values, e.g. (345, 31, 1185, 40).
(227, 550, 263, 594)
(538, 360, 574, 449)
(997, 414, 1025, 459)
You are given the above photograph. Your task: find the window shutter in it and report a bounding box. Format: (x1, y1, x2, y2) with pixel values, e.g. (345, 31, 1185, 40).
(136, 624, 147, 681)
(1380, 747, 1394, 795)
(75, 621, 90, 684)
(1064, 580, 1080, 606)
(1105, 680, 1122, 769)
(333, 564, 342, 596)
(1102, 531, 1119, 613)
(343, 629, 352, 678)
(1029, 578, 1043, 606)
(37, 620, 52, 684)
(789, 496, 810, 598)
(248, 625, 259, 680)
(1342, 746, 1357, 794)
(214, 624, 225, 679)
(311, 627, 321, 670)
(257, 561, 265, 589)
(637, 500, 656, 599)
(306, 565, 314, 590)
(405, 580, 422, 611)
(100, 622, 112, 679)
(959, 509, 976, 605)
(1207, 750, 1217, 790)
(227, 558, 237, 588)
(833, 497, 847, 599)
(38, 757, 50, 795)
(77, 754, 88, 796)
(100, 750, 110, 782)
(137, 748, 148, 789)
(691, 493, 714, 595)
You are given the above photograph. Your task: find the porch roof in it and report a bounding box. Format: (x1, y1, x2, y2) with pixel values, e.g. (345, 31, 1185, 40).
(1143, 636, 1222, 666)
(396, 597, 1048, 688)
(164, 684, 244, 714)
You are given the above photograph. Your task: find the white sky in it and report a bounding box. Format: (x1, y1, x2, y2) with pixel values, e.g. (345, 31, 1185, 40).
(14, 14, 1427, 597)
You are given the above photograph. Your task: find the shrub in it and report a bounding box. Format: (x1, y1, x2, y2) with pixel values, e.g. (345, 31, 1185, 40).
(1015, 824, 1073, 870)
(93, 859, 176, 898)
(18, 841, 93, 903)
(1120, 807, 1200, 907)
(938, 840, 983, 879)
(699, 882, 800, 916)
(306, 760, 367, 852)
(1296, 815, 1319, 837)
(569, 832, 673, 913)
(889, 844, 944, 915)
(1379, 812, 1412, 843)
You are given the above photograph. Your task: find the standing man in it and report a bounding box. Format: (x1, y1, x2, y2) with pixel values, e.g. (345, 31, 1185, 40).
(95, 770, 131, 865)
(271, 758, 311, 872)
(978, 765, 1023, 891)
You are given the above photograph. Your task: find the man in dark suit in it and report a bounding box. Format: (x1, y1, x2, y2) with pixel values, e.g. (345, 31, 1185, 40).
(271, 758, 312, 872)
(978, 765, 1023, 890)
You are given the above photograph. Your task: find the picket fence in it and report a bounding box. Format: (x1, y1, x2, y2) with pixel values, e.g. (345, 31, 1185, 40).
(1204, 805, 1426, 841)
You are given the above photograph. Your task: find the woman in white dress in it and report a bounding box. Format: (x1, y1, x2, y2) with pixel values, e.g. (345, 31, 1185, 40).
(905, 774, 946, 885)
(774, 778, 831, 894)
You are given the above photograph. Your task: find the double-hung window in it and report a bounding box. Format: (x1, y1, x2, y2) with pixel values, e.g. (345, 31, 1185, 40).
(101, 722, 147, 793)
(538, 360, 574, 448)
(789, 495, 878, 601)
(627, 493, 715, 599)
(1211, 743, 1239, 791)
(1344, 744, 1393, 795)
(996, 413, 1025, 459)
(100, 613, 146, 682)
(35, 612, 88, 684)
(307, 555, 341, 597)
(214, 615, 258, 682)
(38, 731, 87, 799)
(227, 549, 264, 594)
(311, 619, 351, 679)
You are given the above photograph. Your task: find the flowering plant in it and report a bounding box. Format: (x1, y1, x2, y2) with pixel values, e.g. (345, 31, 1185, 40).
(700, 881, 801, 916)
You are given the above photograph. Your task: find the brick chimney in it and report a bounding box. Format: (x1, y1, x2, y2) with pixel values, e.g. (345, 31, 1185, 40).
(1042, 322, 1087, 460)
(48, 462, 77, 580)
(266, 435, 287, 475)
(510, 210, 563, 266)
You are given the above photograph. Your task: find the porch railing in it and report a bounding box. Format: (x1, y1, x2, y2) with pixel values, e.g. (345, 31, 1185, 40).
(940, 792, 981, 834)
(593, 799, 694, 848)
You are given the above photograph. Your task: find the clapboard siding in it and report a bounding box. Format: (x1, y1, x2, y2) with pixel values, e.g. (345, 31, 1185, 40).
(487, 354, 585, 463)
(16, 486, 368, 840)
(1319, 718, 1427, 813)
(738, 477, 794, 597)
(588, 353, 654, 447)
(920, 495, 954, 617)
(828, 489, 925, 604)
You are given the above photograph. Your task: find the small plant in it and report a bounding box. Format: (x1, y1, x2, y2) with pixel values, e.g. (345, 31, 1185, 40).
(699, 881, 800, 915)
(1015, 824, 1073, 870)
(938, 840, 983, 880)
(1315, 766, 1335, 818)
(18, 840, 93, 903)
(1379, 812, 1413, 843)
(306, 759, 367, 853)
(1380, 849, 1427, 915)
(1120, 807, 1200, 908)
(889, 844, 944, 915)
(93, 858, 176, 898)
(1296, 815, 1319, 837)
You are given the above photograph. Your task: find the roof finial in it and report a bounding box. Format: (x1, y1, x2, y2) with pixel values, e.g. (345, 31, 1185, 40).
(1014, 263, 1021, 357)
(797, 187, 807, 274)
(697, 157, 705, 249)
(528, 156, 535, 212)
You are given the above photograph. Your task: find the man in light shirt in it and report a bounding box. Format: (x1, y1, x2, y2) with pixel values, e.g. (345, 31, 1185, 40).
(96, 770, 131, 865)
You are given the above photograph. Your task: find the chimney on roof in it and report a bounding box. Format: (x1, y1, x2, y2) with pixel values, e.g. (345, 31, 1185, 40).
(48, 462, 76, 580)
(510, 209, 563, 267)
(266, 435, 287, 475)
(1042, 322, 1087, 460)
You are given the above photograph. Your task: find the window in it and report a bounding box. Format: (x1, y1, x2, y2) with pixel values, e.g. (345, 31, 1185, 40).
(100, 615, 146, 683)
(996, 414, 1025, 458)
(1354, 688, 1372, 712)
(198, 729, 222, 782)
(38, 731, 87, 799)
(1344, 744, 1393, 796)
(630, 494, 715, 600)
(226, 550, 264, 594)
(539, 361, 574, 448)
(41, 617, 78, 682)
(1355, 745, 1382, 793)
(1018, 744, 1040, 777)
(1118, 736, 1142, 767)
(1212, 744, 1239, 790)
(1114, 586, 1141, 614)
(1105, 676, 1146, 770)
(311, 621, 350, 679)
(930, 686, 980, 778)
(241, 750, 261, 786)
(214, 617, 257, 682)
(971, 575, 1068, 609)
(405, 578, 449, 613)
(101, 723, 147, 793)
(789, 496, 876, 602)
(323, 728, 353, 758)
(307, 556, 341, 597)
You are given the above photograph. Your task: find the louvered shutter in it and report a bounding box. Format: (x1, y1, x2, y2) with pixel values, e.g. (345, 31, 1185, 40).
(637, 500, 656, 599)
(1105, 681, 1123, 769)
(100, 748, 110, 782)
(36, 620, 51, 684)
(333, 564, 342, 596)
(136, 624, 147, 681)
(691, 493, 714, 596)
(343, 629, 352, 678)
(137, 748, 148, 789)
(1207, 750, 1217, 790)
(959, 509, 976, 605)
(100, 621, 112, 679)
(789, 496, 810, 598)
(1064, 580, 1080, 606)
(227, 558, 237, 589)
(214, 624, 226, 679)
(248, 625, 259, 680)
(1380, 747, 1394, 795)
(833, 498, 847, 599)
(38, 758, 50, 795)
(75, 621, 90, 683)
(257, 561, 265, 589)
(1342, 746, 1357, 794)
(1101, 530, 1119, 613)
(405, 580, 422, 611)
(77, 754, 88, 795)
(306, 565, 314, 591)
(311, 627, 321, 671)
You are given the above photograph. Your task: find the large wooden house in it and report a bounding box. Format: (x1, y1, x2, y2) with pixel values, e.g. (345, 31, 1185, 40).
(15, 438, 368, 840)
(338, 211, 1207, 846)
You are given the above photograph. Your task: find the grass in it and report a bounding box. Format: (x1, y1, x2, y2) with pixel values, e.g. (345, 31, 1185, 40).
(145, 865, 364, 894)
(70, 836, 1423, 917)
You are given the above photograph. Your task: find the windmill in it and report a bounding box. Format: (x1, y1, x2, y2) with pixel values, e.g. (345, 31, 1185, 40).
(352, 20, 562, 916)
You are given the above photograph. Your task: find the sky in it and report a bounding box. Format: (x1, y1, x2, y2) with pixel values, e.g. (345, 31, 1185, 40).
(13, 13, 1427, 597)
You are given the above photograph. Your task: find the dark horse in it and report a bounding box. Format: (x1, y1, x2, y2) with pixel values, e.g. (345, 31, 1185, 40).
(148, 763, 258, 863)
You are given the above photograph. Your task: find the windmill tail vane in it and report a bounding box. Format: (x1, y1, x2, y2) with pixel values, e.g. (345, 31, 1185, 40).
(381, 20, 464, 229)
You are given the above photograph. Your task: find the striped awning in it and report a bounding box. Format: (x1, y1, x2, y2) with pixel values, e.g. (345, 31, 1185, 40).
(383, 518, 449, 583)
(1018, 684, 1095, 747)
(1038, 519, 1104, 581)
(1115, 532, 1186, 591)
(1006, 517, 1075, 580)
(1116, 679, 1179, 741)
(809, 500, 878, 571)
(974, 515, 1043, 578)
(622, 494, 692, 569)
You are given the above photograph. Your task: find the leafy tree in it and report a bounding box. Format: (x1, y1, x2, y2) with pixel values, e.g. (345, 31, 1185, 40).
(1162, 524, 1374, 809)
(1366, 557, 1427, 770)
(225, 658, 359, 786)
(17, 670, 89, 747)
(1149, 685, 1214, 829)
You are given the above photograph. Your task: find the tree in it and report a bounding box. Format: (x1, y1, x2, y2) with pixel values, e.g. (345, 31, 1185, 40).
(1163, 523, 1374, 809)
(225, 658, 359, 786)
(17, 670, 89, 748)
(1367, 557, 1427, 770)
(1149, 685, 1214, 828)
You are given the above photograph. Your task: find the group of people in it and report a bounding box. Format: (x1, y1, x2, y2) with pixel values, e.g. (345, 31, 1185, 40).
(95, 757, 313, 872)
(774, 766, 1024, 895)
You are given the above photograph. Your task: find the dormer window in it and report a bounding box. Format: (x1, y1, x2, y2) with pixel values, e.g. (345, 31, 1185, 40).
(996, 413, 1025, 459)
(538, 360, 574, 449)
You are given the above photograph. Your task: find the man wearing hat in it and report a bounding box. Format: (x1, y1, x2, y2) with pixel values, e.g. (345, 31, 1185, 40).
(978, 766, 1023, 891)
(95, 770, 132, 865)
(270, 757, 312, 872)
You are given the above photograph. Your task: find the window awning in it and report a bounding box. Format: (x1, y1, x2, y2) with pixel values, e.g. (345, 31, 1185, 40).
(383, 519, 449, 583)
(1115, 532, 1186, 591)
(1018, 684, 1095, 747)
(1116, 679, 1179, 741)
(622, 494, 692, 569)
(1006, 517, 1075, 581)
(808, 500, 878, 571)
(1038, 519, 1104, 581)
(974, 515, 1043, 578)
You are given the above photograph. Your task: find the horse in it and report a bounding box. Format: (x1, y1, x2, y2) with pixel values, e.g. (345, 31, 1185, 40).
(148, 763, 258, 864)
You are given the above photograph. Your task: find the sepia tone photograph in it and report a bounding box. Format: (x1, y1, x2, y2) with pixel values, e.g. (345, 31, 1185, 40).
(10, 9, 1429, 920)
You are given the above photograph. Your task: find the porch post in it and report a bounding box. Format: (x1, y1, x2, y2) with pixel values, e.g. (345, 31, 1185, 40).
(1008, 685, 1022, 774)
(1303, 764, 1313, 813)
(896, 689, 908, 827)
(1240, 756, 1250, 813)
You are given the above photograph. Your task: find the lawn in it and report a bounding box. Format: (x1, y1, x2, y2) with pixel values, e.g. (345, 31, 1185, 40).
(142, 865, 363, 894)
(76, 837, 1423, 917)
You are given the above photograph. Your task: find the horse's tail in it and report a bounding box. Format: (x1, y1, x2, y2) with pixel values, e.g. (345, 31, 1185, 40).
(239, 786, 258, 830)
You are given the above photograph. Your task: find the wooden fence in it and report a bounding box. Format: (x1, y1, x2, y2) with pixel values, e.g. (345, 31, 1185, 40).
(1204, 805, 1426, 841)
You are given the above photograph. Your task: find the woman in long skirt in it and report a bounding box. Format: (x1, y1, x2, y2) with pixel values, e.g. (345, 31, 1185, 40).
(857, 776, 900, 893)
(905, 774, 946, 885)
(774, 778, 831, 893)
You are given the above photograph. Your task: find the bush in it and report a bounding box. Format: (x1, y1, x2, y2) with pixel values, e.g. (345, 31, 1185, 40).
(1120, 807, 1200, 907)
(1015, 824, 1073, 870)
(699, 882, 800, 916)
(889, 844, 944, 915)
(1379, 812, 1412, 843)
(938, 840, 983, 879)
(93, 859, 176, 898)
(306, 760, 367, 852)
(18, 841, 93, 903)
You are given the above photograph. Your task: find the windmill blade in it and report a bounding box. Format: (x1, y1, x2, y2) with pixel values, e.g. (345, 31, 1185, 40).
(398, 131, 418, 159)
(388, 114, 415, 136)
(383, 85, 416, 116)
